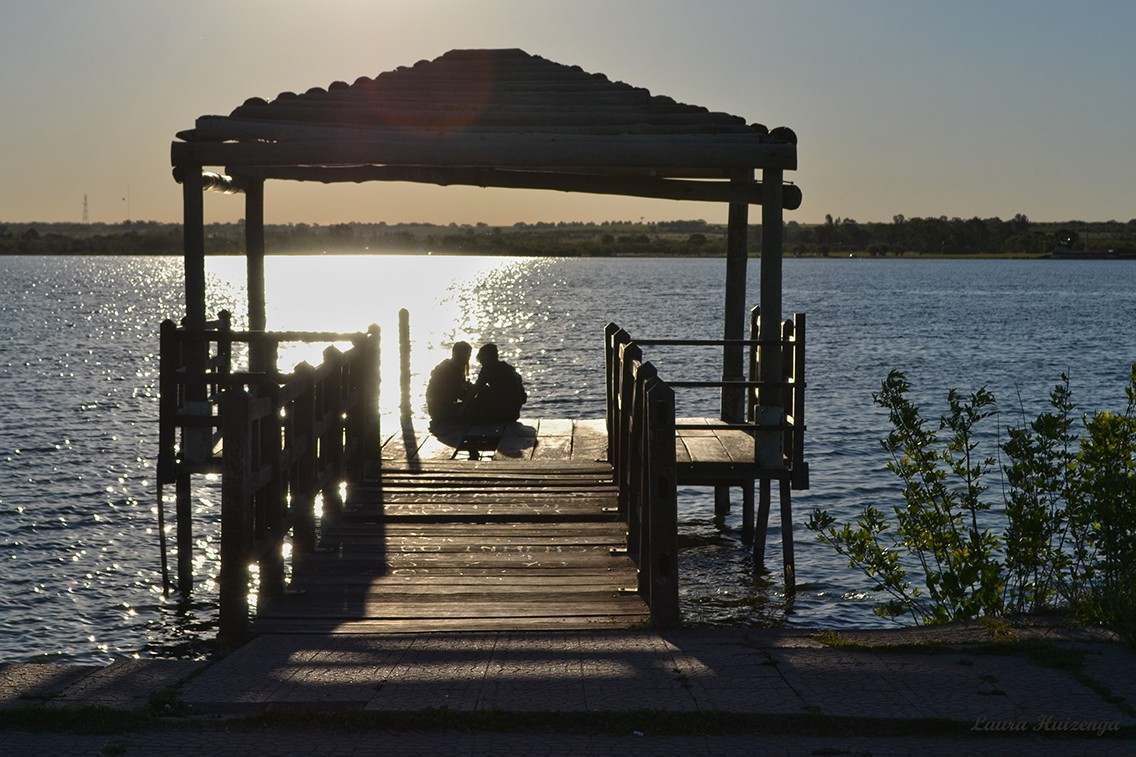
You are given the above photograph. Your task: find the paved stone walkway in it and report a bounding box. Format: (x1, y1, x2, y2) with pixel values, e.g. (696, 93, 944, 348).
(2, 624, 1134, 755)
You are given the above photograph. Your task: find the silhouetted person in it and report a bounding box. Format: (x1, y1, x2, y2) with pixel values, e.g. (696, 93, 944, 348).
(462, 343, 526, 424)
(426, 341, 473, 425)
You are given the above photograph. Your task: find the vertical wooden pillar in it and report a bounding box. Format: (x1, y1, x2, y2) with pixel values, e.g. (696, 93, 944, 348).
(245, 180, 268, 372)
(758, 168, 784, 405)
(718, 170, 754, 520)
(721, 169, 753, 422)
(398, 308, 411, 420)
(182, 168, 206, 329)
(177, 167, 207, 597)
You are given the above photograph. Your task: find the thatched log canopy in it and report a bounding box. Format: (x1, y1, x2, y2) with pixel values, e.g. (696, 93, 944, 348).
(171, 48, 798, 207)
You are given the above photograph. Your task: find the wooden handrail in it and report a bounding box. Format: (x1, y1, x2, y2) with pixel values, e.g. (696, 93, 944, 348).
(213, 326, 380, 646)
(158, 313, 381, 636)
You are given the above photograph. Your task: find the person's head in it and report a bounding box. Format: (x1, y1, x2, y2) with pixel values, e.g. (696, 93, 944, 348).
(476, 343, 499, 365)
(452, 341, 472, 363)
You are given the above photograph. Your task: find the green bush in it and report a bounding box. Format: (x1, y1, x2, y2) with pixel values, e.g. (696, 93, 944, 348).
(807, 365, 1136, 640)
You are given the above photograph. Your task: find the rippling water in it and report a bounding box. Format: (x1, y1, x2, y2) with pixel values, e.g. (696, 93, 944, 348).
(2, 254, 1134, 663)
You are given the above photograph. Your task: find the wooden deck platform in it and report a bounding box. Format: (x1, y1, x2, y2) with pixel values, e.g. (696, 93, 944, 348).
(252, 417, 650, 634)
(250, 415, 774, 635)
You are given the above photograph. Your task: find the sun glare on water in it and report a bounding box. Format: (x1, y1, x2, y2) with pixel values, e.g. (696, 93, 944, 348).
(206, 254, 532, 416)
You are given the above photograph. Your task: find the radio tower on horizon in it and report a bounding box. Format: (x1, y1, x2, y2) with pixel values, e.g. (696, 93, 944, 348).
(82, 194, 89, 224)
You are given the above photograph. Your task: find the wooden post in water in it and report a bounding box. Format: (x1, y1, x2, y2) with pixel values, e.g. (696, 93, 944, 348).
(360, 324, 382, 476)
(177, 167, 207, 596)
(259, 383, 286, 601)
(645, 375, 679, 627)
(757, 168, 795, 589)
(291, 363, 318, 554)
(717, 169, 754, 519)
(320, 345, 345, 518)
(219, 389, 252, 646)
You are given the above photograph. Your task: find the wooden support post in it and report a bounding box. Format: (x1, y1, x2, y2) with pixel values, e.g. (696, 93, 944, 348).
(714, 487, 731, 521)
(182, 168, 206, 330)
(754, 478, 772, 570)
(218, 389, 252, 646)
(320, 346, 344, 517)
(291, 364, 318, 553)
(791, 314, 809, 490)
(717, 170, 754, 525)
(175, 472, 193, 595)
(645, 376, 678, 628)
(634, 363, 656, 592)
(245, 180, 268, 372)
(398, 308, 411, 420)
(259, 387, 285, 600)
(362, 323, 382, 480)
(758, 168, 784, 407)
(721, 169, 752, 421)
(603, 323, 623, 465)
(780, 478, 796, 591)
(616, 341, 643, 519)
(741, 483, 755, 545)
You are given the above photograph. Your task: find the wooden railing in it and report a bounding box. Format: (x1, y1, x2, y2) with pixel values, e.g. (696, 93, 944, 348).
(601, 329, 679, 626)
(157, 315, 380, 644)
(606, 307, 807, 489)
(605, 308, 807, 598)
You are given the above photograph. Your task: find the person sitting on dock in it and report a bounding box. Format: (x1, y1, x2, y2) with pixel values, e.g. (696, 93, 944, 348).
(462, 343, 527, 424)
(426, 341, 473, 426)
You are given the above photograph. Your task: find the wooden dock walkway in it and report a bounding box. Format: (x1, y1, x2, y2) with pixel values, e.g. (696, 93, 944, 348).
(252, 418, 652, 634)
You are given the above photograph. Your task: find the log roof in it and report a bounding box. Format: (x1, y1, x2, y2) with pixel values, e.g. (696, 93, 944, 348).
(171, 48, 798, 206)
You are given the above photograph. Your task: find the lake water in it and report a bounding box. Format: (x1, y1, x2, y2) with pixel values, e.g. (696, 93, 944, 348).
(2, 254, 1134, 664)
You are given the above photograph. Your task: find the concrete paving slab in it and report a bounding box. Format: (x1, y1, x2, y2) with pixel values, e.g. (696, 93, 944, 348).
(49, 658, 204, 710)
(3, 624, 1134, 756)
(0, 664, 96, 709)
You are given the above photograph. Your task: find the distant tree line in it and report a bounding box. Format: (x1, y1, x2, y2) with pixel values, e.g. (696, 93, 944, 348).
(783, 214, 1136, 257)
(2, 215, 1134, 257)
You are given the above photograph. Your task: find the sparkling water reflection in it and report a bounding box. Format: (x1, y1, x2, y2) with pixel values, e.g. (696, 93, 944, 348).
(1, 254, 1134, 663)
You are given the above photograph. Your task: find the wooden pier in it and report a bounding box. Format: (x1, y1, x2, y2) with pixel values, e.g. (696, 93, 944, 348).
(254, 419, 650, 634)
(165, 49, 809, 646)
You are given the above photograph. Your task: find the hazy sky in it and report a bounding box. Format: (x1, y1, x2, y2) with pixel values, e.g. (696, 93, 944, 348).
(3, 1, 1134, 226)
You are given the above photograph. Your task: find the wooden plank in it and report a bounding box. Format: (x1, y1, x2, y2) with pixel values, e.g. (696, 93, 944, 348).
(535, 418, 574, 436)
(251, 428, 654, 634)
(532, 436, 573, 460)
(253, 615, 641, 634)
(714, 428, 757, 464)
(571, 419, 609, 462)
(678, 433, 730, 464)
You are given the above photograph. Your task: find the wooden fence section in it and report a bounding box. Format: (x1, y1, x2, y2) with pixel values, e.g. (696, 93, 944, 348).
(156, 315, 381, 643)
(605, 307, 807, 586)
(599, 339, 681, 625)
(252, 459, 651, 634)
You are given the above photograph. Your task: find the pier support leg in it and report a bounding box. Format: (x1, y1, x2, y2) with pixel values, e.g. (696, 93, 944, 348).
(714, 486, 731, 522)
(741, 482, 754, 544)
(754, 478, 771, 570)
(780, 478, 796, 591)
(176, 473, 193, 596)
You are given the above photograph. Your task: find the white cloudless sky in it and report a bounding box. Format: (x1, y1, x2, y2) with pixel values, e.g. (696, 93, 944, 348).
(2, 0, 1133, 226)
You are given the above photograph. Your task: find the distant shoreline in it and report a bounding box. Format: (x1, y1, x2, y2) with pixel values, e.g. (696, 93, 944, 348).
(6, 250, 1134, 261)
(2, 217, 1133, 258)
